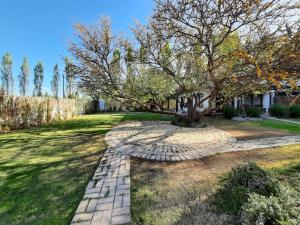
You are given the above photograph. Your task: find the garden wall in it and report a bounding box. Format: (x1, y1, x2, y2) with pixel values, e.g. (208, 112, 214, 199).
(103, 99, 177, 112)
(0, 95, 93, 130)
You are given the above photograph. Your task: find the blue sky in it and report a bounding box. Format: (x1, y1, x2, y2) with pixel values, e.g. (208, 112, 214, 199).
(0, 0, 153, 96)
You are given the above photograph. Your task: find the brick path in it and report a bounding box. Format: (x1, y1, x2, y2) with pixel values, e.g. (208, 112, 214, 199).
(71, 121, 300, 225)
(71, 148, 130, 225)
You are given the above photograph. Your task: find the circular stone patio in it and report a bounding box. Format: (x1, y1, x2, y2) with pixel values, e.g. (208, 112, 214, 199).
(105, 121, 237, 162)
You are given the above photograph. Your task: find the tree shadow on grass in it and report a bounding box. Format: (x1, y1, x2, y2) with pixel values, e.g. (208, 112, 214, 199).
(0, 143, 105, 225)
(0, 116, 112, 225)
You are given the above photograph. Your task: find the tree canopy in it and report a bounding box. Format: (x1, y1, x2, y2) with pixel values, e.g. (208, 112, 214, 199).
(70, 0, 300, 120)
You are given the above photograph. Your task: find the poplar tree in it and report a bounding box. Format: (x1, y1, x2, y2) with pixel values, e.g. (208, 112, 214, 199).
(1, 53, 14, 95)
(18, 57, 30, 96)
(33, 62, 44, 96)
(51, 64, 60, 98)
(64, 57, 74, 98)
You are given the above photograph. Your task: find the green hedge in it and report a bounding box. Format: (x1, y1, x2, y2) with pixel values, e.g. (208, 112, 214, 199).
(289, 104, 300, 118)
(270, 104, 289, 118)
(223, 106, 237, 119)
(245, 107, 262, 118)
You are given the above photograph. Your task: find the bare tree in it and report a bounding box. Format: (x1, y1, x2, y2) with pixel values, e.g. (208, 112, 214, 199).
(69, 16, 163, 110)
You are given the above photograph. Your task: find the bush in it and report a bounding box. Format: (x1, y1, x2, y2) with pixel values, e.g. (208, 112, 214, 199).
(245, 107, 262, 118)
(289, 104, 300, 118)
(214, 162, 279, 214)
(270, 104, 288, 118)
(241, 186, 300, 225)
(223, 106, 237, 119)
(171, 116, 207, 128)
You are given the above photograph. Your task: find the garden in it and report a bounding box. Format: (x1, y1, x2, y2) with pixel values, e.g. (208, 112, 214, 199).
(1, 112, 300, 225)
(1, 0, 299, 225)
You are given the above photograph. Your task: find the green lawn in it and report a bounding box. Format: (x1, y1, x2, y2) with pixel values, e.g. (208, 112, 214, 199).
(0, 112, 172, 225)
(243, 119, 300, 133)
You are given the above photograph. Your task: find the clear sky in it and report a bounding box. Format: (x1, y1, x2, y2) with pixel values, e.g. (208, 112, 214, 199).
(0, 0, 154, 96)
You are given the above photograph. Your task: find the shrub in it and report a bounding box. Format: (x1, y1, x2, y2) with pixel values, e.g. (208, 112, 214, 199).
(223, 106, 237, 119)
(241, 186, 300, 225)
(289, 104, 300, 118)
(214, 162, 279, 214)
(245, 107, 262, 118)
(270, 104, 288, 118)
(171, 116, 207, 128)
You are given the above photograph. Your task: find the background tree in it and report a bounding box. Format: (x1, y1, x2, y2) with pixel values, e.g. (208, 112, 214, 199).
(134, 0, 299, 122)
(51, 64, 60, 98)
(33, 62, 44, 96)
(77, 78, 102, 112)
(18, 57, 30, 96)
(1, 53, 14, 95)
(64, 57, 75, 98)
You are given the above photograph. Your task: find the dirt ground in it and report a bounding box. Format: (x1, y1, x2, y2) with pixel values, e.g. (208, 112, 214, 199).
(131, 145, 300, 225)
(204, 116, 293, 140)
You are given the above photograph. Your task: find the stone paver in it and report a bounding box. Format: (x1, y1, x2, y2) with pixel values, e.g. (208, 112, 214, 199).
(71, 121, 300, 225)
(105, 121, 237, 162)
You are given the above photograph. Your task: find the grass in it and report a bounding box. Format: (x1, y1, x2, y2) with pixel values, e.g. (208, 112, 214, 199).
(0, 112, 173, 225)
(243, 119, 300, 133)
(131, 145, 300, 225)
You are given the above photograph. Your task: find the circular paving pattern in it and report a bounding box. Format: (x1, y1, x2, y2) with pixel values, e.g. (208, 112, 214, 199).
(105, 121, 237, 162)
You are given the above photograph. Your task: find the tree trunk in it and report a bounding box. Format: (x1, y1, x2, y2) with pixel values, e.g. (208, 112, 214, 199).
(186, 97, 200, 123)
(93, 99, 100, 113)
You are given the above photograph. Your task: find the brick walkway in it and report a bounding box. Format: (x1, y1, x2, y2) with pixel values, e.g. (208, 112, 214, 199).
(71, 148, 130, 225)
(71, 121, 300, 225)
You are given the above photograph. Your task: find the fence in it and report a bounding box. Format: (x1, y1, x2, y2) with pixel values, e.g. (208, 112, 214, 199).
(275, 95, 300, 106)
(103, 99, 177, 112)
(0, 95, 93, 131)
